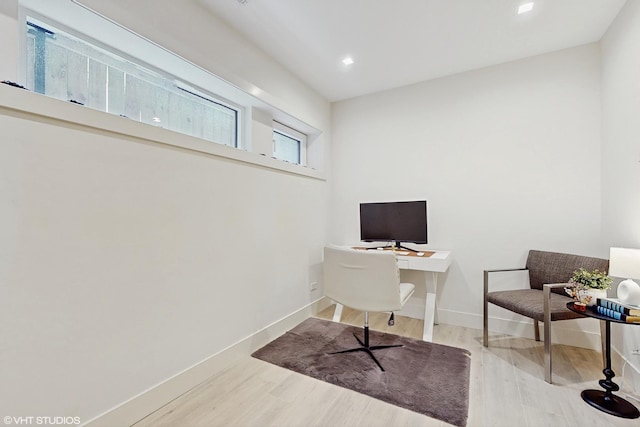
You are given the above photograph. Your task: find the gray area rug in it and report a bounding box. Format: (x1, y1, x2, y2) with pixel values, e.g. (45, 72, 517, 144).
(252, 317, 471, 427)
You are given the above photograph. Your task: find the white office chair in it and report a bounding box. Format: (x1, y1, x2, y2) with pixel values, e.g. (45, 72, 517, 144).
(323, 245, 415, 371)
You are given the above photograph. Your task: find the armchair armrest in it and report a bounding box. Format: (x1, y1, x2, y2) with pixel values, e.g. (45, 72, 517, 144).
(542, 283, 571, 320)
(542, 282, 569, 295)
(484, 268, 528, 273)
(483, 267, 528, 297)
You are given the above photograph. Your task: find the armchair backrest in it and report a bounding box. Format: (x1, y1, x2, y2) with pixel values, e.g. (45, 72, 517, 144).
(526, 250, 609, 292)
(323, 245, 403, 312)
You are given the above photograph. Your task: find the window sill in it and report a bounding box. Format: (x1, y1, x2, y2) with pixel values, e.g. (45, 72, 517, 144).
(0, 84, 325, 181)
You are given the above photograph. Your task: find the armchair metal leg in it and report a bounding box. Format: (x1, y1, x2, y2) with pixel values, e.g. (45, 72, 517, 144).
(534, 320, 540, 342)
(543, 284, 553, 384)
(542, 283, 574, 384)
(544, 319, 552, 383)
(483, 270, 489, 347)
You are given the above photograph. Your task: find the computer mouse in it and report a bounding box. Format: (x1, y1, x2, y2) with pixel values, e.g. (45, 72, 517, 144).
(417, 252, 425, 256)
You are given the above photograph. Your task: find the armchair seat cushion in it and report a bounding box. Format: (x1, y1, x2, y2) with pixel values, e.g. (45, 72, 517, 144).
(487, 289, 584, 322)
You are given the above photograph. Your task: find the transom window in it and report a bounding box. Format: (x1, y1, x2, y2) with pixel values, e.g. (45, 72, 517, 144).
(273, 121, 307, 165)
(25, 19, 239, 147)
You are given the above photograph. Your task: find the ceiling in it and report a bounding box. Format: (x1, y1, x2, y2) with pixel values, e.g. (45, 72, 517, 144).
(199, 0, 627, 102)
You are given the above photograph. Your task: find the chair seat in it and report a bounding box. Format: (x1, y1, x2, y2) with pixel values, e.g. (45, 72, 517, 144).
(400, 282, 415, 306)
(487, 289, 584, 322)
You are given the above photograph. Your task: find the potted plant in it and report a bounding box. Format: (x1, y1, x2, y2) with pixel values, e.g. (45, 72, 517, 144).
(565, 268, 612, 306)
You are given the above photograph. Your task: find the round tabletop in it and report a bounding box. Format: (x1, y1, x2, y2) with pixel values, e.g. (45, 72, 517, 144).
(566, 301, 640, 325)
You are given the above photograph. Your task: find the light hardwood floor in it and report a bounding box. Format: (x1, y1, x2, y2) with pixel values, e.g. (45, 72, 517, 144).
(134, 306, 640, 426)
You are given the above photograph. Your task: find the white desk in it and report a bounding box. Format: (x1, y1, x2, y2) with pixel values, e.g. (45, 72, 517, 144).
(332, 247, 452, 342)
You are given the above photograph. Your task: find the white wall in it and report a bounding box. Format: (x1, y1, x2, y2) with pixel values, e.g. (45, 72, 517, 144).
(601, 0, 640, 390)
(331, 44, 605, 339)
(0, 0, 330, 423)
(0, 1, 18, 81)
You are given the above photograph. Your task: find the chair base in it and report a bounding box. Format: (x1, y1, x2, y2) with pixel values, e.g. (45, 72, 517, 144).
(328, 327, 402, 371)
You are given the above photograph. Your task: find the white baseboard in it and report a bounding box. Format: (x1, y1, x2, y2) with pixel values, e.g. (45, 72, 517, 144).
(612, 347, 640, 397)
(440, 308, 604, 351)
(84, 297, 332, 427)
(398, 296, 603, 351)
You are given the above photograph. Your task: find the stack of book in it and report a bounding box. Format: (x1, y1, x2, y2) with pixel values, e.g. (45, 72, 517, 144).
(595, 297, 640, 323)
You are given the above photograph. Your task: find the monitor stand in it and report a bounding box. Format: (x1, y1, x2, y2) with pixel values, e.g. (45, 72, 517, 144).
(395, 242, 419, 252)
(367, 242, 418, 252)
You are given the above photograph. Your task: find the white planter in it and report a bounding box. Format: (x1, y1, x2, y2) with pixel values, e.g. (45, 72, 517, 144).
(578, 288, 607, 306)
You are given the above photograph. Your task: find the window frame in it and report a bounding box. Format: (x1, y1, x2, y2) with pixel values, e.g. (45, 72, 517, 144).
(273, 121, 307, 166)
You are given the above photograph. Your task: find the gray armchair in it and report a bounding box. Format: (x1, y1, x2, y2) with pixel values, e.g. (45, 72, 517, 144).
(483, 250, 608, 383)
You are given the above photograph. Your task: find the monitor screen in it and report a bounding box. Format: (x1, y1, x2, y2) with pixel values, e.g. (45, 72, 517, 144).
(359, 200, 428, 245)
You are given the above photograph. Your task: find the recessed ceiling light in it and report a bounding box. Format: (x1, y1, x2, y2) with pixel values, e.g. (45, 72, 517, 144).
(342, 57, 354, 66)
(518, 2, 534, 14)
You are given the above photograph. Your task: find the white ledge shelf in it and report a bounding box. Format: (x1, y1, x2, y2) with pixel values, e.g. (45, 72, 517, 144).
(0, 84, 325, 181)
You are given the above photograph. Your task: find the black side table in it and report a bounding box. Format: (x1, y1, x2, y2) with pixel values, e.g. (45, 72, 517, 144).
(567, 301, 640, 419)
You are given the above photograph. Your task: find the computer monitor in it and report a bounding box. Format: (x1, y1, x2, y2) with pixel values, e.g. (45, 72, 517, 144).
(359, 200, 428, 251)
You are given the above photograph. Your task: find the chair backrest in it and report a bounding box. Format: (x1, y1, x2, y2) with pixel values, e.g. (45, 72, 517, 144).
(323, 245, 403, 312)
(526, 250, 609, 292)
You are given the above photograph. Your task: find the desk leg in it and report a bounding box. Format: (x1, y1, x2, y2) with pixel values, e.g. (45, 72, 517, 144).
(422, 272, 439, 342)
(333, 303, 344, 322)
(581, 320, 640, 419)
